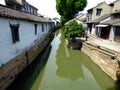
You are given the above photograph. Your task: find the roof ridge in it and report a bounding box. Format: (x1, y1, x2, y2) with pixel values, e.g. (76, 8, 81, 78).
(92, 13, 111, 23)
(0, 5, 52, 23)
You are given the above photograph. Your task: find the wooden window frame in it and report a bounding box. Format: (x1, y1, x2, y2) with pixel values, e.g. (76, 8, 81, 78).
(42, 23, 44, 32)
(10, 23, 20, 44)
(34, 24, 38, 35)
(96, 9, 102, 16)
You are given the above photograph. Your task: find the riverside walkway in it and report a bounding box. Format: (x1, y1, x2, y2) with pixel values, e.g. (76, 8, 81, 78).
(87, 35, 120, 52)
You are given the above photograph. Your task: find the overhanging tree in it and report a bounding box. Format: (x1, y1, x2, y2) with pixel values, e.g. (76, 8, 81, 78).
(56, 0, 87, 25)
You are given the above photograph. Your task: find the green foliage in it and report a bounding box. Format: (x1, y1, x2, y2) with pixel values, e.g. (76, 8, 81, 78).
(56, 0, 87, 25)
(63, 20, 84, 41)
(60, 16, 67, 26)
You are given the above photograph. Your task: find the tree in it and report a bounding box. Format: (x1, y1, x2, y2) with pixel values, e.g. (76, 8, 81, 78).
(56, 0, 87, 25)
(63, 20, 84, 41)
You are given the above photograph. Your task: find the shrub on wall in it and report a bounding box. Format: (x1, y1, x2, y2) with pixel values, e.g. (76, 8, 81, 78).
(63, 20, 84, 41)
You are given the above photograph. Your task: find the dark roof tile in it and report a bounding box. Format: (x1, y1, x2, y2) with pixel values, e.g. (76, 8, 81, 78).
(92, 13, 111, 23)
(0, 5, 52, 23)
(100, 19, 120, 25)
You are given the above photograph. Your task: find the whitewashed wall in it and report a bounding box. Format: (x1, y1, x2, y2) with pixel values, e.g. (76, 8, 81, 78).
(0, 18, 53, 67)
(109, 26, 115, 42)
(91, 24, 96, 35)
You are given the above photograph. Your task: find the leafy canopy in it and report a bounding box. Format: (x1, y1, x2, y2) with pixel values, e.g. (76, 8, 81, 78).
(63, 20, 84, 41)
(56, 0, 87, 25)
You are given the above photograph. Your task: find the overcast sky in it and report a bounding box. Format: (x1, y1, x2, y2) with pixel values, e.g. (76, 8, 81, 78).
(27, 0, 116, 18)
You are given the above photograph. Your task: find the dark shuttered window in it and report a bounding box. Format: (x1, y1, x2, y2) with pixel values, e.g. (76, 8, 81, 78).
(34, 24, 38, 35)
(42, 23, 44, 32)
(96, 9, 102, 16)
(10, 23, 20, 44)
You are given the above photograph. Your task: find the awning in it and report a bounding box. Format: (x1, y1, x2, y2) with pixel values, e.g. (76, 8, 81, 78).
(96, 24, 108, 27)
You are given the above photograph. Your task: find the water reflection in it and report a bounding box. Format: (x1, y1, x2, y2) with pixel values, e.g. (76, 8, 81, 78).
(56, 42, 84, 80)
(55, 33, 120, 90)
(107, 82, 120, 90)
(7, 44, 52, 90)
(7, 32, 120, 90)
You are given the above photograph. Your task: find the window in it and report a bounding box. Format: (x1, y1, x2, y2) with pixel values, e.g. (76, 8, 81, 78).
(42, 24, 44, 32)
(6, 2, 22, 11)
(10, 23, 20, 44)
(46, 23, 47, 31)
(34, 10, 37, 15)
(34, 24, 38, 35)
(113, 13, 120, 18)
(115, 27, 120, 36)
(96, 9, 102, 16)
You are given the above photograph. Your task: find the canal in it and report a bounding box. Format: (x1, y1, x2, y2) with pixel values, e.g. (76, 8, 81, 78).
(8, 31, 120, 90)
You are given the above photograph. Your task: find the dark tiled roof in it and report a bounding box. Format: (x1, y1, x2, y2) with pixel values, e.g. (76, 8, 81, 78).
(75, 14, 87, 22)
(92, 13, 111, 23)
(100, 19, 120, 26)
(76, 17, 87, 22)
(112, 11, 120, 14)
(0, 5, 52, 23)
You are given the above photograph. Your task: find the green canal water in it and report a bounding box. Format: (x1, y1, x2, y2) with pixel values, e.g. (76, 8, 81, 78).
(8, 32, 120, 90)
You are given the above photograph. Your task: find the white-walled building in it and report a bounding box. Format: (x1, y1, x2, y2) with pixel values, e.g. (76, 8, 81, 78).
(0, 0, 38, 15)
(87, 0, 120, 43)
(95, 12, 120, 43)
(87, 1, 112, 34)
(0, 4, 54, 67)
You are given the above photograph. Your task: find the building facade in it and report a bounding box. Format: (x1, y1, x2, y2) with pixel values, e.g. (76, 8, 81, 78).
(0, 4, 54, 67)
(87, 0, 120, 43)
(96, 12, 120, 43)
(87, 2, 112, 34)
(0, 3, 55, 89)
(112, 0, 120, 12)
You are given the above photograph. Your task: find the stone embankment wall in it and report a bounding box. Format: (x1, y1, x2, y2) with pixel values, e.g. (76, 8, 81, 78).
(0, 33, 52, 90)
(82, 42, 120, 81)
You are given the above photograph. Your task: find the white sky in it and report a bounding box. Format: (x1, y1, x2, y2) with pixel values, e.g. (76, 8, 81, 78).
(27, 0, 116, 18)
